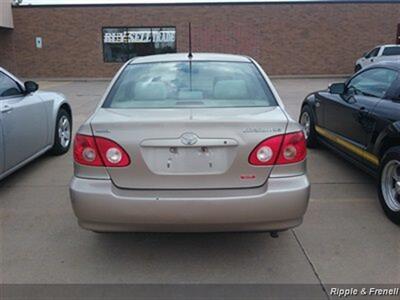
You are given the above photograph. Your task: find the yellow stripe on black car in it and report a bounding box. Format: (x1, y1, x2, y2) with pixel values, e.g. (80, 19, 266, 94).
(315, 126, 379, 166)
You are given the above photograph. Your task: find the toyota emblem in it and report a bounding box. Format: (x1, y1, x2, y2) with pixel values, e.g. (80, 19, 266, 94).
(180, 133, 198, 145)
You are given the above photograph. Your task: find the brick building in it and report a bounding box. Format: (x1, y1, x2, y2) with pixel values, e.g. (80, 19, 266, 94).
(0, 0, 399, 78)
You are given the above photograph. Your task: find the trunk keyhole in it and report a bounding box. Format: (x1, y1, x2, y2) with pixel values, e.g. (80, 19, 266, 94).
(167, 158, 172, 169)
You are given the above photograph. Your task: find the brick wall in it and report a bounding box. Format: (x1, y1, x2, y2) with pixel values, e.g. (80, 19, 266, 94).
(1, 3, 399, 77)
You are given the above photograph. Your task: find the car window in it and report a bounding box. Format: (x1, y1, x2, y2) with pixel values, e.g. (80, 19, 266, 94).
(365, 47, 380, 58)
(382, 47, 400, 56)
(103, 61, 277, 108)
(0, 72, 22, 98)
(347, 68, 398, 98)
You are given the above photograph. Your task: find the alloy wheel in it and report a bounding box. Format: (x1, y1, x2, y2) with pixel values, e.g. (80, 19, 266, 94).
(58, 116, 71, 148)
(381, 160, 400, 212)
(300, 111, 311, 140)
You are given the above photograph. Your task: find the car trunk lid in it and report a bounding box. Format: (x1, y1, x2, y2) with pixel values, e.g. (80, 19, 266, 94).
(90, 106, 288, 189)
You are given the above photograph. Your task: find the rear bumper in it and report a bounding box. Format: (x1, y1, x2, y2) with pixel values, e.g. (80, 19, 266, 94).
(69, 175, 310, 232)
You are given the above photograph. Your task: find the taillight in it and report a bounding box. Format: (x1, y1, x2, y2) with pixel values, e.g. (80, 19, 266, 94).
(249, 135, 284, 166)
(249, 131, 306, 166)
(73, 134, 103, 166)
(95, 136, 131, 167)
(73, 134, 131, 167)
(276, 131, 306, 164)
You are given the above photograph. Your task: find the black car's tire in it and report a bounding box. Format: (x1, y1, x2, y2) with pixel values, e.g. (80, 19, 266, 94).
(299, 105, 318, 148)
(49, 108, 72, 156)
(354, 64, 362, 73)
(378, 147, 400, 225)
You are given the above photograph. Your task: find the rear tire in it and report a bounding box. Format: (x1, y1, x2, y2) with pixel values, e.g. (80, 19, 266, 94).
(354, 64, 362, 73)
(49, 108, 72, 156)
(299, 105, 318, 148)
(378, 147, 400, 225)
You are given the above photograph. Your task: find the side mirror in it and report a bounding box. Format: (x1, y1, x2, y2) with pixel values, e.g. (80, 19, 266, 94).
(328, 83, 345, 94)
(24, 81, 39, 94)
(363, 52, 368, 58)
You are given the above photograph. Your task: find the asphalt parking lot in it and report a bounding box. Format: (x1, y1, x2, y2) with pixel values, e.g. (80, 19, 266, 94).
(0, 78, 399, 288)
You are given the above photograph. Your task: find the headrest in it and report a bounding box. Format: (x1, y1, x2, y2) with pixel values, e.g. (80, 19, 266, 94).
(213, 80, 249, 99)
(135, 81, 167, 100)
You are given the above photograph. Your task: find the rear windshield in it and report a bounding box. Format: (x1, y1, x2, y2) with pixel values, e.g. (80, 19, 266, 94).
(103, 61, 277, 108)
(382, 47, 400, 56)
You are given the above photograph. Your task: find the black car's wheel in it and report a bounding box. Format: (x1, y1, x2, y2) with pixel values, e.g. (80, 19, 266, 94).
(354, 64, 362, 73)
(378, 147, 400, 225)
(299, 105, 318, 148)
(49, 108, 72, 156)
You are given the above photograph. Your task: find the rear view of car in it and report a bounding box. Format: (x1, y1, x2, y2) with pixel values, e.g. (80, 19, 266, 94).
(69, 53, 310, 233)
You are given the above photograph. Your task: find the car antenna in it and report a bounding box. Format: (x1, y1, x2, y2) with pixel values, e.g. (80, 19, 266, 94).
(188, 22, 193, 91)
(188, 22, 193, 59)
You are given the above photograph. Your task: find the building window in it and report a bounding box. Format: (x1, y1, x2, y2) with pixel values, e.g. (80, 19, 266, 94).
(103, 27, 176, 63)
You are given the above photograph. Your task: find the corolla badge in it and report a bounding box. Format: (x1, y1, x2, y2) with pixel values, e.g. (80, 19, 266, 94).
(243, 128, 282, 133)
(180, 133, 198, 145)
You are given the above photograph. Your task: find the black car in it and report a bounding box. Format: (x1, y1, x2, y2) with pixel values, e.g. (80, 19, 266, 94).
(300, 62, 400, 225)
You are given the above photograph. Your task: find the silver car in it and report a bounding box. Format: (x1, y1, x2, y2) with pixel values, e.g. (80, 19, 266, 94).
(0, 68, 72, 180)
(70, 53, 310, 233)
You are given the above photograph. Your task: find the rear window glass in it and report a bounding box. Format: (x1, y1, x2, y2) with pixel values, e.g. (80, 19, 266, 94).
(103, 61, 277, 108)
(382, 47, 400, 56)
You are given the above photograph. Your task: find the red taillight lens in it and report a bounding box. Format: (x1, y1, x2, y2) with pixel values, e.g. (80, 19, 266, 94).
(276, 131, 306, 164)
(95, 136, 131, 167)
(73, 134, 103, 166)
(249, 131, 306, 166)
(249, 135, 284, 166)
(73, 134, 131, 167)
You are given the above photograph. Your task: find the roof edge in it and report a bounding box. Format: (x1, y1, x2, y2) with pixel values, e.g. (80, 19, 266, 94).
(15, 0, 400, 8)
